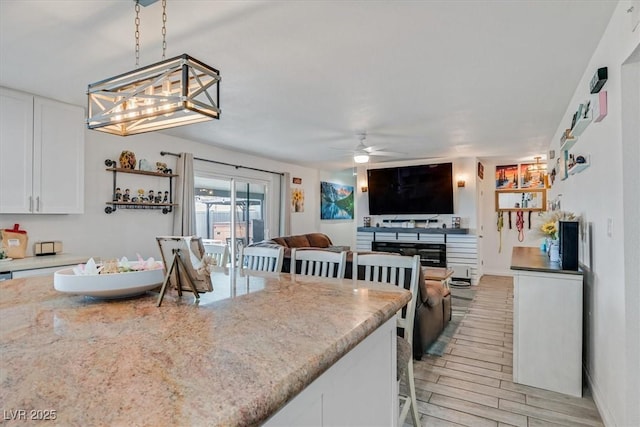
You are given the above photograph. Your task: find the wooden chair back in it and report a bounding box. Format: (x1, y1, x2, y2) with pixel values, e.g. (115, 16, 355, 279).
(239, 246, 284, 272)
(291, 249, 347, 279)
(203, 243, 229, 267)
(352, 253, 421, 344)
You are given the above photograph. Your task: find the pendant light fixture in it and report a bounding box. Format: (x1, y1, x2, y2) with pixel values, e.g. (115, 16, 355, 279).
(86, 0, 221, 136)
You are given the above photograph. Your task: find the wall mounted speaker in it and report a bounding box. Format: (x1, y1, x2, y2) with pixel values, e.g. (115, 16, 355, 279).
(590, 67, 608, 94)
(559, 220, 579, 271)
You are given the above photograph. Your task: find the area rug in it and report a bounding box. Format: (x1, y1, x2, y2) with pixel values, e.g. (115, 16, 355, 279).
(425, 285, 477, 356)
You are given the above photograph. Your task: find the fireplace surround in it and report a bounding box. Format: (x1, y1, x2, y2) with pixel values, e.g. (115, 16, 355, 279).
(371, 241, 447, 268)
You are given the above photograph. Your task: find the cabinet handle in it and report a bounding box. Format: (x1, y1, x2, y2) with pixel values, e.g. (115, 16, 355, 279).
(36, 196, 40, 212)
(29, 196, 33, 212)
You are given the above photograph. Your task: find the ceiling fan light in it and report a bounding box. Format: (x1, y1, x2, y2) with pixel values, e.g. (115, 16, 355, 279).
(354, 153, 369, 163)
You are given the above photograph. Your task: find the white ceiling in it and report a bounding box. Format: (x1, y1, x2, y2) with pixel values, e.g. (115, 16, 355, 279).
(0, 0, 617, 170)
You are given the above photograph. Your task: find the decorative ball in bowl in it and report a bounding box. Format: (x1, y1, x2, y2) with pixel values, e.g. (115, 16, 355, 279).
(54, 260, 164, 299)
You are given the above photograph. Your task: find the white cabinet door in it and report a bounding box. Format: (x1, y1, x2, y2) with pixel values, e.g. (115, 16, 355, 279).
(0, 87, 33, 213)
(34, 97, 85, 213)
(0, 87, 84, 214)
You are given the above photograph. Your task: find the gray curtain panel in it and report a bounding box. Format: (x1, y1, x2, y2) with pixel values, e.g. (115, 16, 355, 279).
(172, 152, 196, 236)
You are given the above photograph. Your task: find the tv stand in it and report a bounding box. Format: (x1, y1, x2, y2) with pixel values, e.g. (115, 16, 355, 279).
(372, 241, 446, 268)
(356, 227, 477, 285)
(357, 226, 468, 243)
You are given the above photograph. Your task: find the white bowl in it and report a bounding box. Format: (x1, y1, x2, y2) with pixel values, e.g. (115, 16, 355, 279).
(54, 267, 164, 299)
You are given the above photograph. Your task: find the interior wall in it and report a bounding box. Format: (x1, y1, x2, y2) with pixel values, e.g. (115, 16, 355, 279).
(0, 129, 319, 260)
(545, 2, 640, 425)
(479, 159, 549, 275)
(621, 44, 640, 427)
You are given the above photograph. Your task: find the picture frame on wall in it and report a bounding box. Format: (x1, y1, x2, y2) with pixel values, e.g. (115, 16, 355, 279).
(495, 164, 519, 189)
(320, 182, 354, 220)
(291, 188, 304, 213)
(519, 163, 546, 189)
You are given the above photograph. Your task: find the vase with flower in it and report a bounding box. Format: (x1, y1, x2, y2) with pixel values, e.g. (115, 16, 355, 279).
(540, 219, 561, 262)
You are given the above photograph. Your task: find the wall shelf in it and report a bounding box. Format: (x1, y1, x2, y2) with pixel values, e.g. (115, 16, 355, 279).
(571, 108, 592, 137)
(104, 159, 177, 214)
(568, 156, 590, 175)
(560, 136, 578, 152)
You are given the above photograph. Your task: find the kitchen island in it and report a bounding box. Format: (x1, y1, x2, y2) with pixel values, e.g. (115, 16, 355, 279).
(0, 269, 410, 426)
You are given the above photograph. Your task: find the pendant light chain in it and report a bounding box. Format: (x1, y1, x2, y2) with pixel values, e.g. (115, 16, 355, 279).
(134, 0, 141, 68)
(161, 0, 167, 60)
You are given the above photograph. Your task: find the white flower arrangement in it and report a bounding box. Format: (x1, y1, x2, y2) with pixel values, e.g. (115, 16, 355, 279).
(73, 255, 163, 276)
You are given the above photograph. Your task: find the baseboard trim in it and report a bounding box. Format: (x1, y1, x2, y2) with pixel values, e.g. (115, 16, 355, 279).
(480, 269, 514, 277)
(584, 365, 616, 426)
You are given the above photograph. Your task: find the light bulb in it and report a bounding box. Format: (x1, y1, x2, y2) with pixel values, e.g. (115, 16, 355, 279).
(354, 153, 369, 163)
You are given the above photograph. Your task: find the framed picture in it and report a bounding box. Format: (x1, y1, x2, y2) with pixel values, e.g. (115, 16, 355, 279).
(477, 162, 484, 180)
(320, 182, 354, 220)
(495, 164, 519, 189)
(291, 188, 304, 212)
(519, 163, 546, 189)
(156, 236, 213, 294)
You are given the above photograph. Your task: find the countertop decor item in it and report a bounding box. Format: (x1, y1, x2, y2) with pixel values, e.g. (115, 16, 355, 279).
(86, 0, 220, 136)
(1, 223, 28, 259)
(54, 256, 164, 298)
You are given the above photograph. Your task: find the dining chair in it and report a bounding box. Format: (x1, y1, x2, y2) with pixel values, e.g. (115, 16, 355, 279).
(352, 252, 421, 427)
(203, 243, 229, 267)
(290, 248, 347, 279)
(238, 246, 284, 272)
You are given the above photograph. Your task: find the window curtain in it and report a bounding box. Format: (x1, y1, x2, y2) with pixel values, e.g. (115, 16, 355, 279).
(172, 152, 196, 236)
(281, 172, 291, 236)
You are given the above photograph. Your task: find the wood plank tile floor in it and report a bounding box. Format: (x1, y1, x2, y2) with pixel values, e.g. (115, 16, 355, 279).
(405, 274, 604, 427)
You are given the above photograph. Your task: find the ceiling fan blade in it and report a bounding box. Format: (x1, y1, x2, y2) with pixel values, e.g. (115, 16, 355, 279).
(369, 150, 406, 157)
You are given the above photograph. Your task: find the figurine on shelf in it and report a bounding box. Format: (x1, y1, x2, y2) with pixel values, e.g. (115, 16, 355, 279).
(163, 191, 169, 203)
(123, 188, 131, 202)
(155, 191, 163, 203)
(136, 189, 146, 203)
(156, 162, 169, 174)
(148, 190, 155, 203)
(119, 150, 136, 169)
(114, 187, 122, 202)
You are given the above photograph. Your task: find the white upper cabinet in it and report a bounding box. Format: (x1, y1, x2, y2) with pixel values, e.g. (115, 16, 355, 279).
(0, 87, 33, 213)
(0, 87, 85, 214)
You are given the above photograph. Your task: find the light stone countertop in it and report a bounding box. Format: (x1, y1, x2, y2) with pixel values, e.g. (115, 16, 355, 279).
(0, 254, 89, 273)
(0, 269, 410, 426)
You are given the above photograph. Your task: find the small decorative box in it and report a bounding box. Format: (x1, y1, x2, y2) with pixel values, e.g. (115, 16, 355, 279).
(34, 241, 63, 256)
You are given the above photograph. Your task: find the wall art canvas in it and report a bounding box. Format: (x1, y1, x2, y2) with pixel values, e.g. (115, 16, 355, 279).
(495, 164, 519, 189)
(519, 163, 546, 189)
(291, 188, 304, 213)
(320, 182, 354, 220)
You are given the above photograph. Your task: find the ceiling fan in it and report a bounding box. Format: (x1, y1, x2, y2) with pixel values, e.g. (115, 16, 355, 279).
(351, 133, 405, 164)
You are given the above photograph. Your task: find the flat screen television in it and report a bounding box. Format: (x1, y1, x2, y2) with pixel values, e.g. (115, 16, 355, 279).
(367, 163, 454, 215)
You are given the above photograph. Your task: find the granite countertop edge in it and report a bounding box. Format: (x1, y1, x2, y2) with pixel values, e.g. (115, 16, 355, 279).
(253, 295, 409, 426)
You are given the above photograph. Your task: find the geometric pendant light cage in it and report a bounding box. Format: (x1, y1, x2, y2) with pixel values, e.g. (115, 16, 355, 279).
(87, 54, 221, 136)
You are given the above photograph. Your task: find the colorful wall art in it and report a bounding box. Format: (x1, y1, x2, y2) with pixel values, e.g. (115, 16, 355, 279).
(495, 164, 519, 189)
(320, 182, 354, 220)
(519, 163, 546, 189)
(291, 188, 304, 213)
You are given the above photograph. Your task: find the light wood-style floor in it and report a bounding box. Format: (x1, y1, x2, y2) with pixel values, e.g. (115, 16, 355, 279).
(407, 275, 604, 427)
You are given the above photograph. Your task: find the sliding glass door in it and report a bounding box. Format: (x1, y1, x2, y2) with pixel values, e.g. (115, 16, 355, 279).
(194, 176, 268, 263)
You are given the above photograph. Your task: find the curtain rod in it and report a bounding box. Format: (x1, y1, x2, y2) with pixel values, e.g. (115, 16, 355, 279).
(160, 151, 284, 176)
